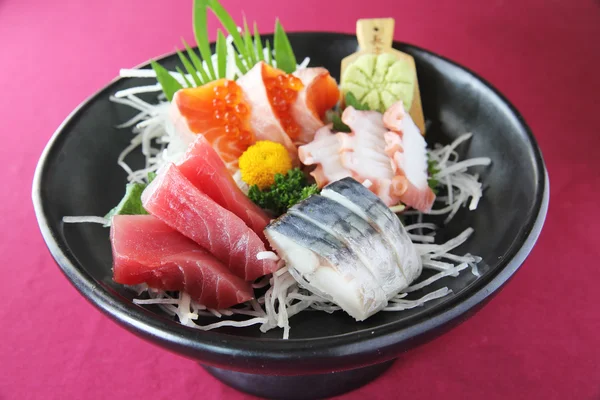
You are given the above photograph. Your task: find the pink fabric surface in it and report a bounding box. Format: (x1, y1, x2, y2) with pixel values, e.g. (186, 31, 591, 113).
(1, 0, 599, 398)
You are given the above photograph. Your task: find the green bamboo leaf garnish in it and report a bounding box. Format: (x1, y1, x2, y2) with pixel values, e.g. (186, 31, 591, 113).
(274, 19, 296, 73)
(151, 0, 300, 100)
(176, 66, 193, 87)
(151, 60, 182, 101)
(216, 29, 228, 79)
(254, 22, 264, 62)
(233, 50, 248, 75)
(206, 0, 250, 67)
(183, 39, 209, 83)
(265, 39, 273, 66)
(193, 0, 217, 80)
(176, 49, 202, 86)
(243, 17, 257, 65)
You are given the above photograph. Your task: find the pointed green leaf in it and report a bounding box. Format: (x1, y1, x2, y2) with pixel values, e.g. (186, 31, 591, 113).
(207, 0, 252, 66)
(243, 16, 257, 66)
(254, 22, 264, 62)
(175, 66, 192, 87)
(274, 19, 296, 73)
(216, 29, 228, 79)
(265, 39, 273, 66)
(193, 0, 216, 80)
(176, 49, 202, 86)
(182, 39, 209, 83)
(151, 60, 182, 101)
(345, 92, 370, 111)
(233, 50, 248, 75)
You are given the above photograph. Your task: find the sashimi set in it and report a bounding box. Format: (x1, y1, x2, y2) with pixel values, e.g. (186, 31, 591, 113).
(64, 0, 491, 338)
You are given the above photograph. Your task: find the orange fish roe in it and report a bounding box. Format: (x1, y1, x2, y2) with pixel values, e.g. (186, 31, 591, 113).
(175, 79, 254, 169)
(263, 64, 304, 140)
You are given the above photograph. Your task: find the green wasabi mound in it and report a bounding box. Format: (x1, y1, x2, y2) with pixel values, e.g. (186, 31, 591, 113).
(341, 53, 415, 112)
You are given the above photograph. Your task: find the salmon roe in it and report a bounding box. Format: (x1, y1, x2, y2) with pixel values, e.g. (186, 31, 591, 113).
(264, 72, 303, 140)
(211, 80, 253, 146)
(178, 79, 253, 148)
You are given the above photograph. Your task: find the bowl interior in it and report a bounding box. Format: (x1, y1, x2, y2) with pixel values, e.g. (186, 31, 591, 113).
(36, 33, 544, 342)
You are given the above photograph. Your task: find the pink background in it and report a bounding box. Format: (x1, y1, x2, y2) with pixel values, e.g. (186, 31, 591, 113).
(2, 0, 599, 398)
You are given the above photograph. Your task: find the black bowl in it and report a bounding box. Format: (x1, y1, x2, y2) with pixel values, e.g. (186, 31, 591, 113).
(32, 33, 548, 399)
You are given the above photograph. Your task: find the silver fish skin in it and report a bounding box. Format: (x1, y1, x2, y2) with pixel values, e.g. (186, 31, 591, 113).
(265, 213, 387, 320)
(321, 177, 422, 283)
(289, 195, 411, 298)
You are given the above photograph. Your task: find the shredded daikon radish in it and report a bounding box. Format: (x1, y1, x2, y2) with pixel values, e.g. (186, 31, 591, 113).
(62, 216, 109, 225)
(389, 204, 406, 213)
(257, 251, 280, 261)
(427, 133, 492, 222)
(404, 263, 469, 293)
(383, 287, 452, 311)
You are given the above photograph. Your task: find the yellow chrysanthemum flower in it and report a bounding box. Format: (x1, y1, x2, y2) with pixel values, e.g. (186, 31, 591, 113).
(239, 141, 292, 189)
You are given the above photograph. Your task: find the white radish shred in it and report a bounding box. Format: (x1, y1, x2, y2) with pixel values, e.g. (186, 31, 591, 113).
(427, 133, 492, 222)
(257, 251, 280, 261)
(62, 216, 109, 225)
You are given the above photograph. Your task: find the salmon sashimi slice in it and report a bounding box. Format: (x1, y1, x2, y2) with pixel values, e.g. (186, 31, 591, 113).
(141, 164, 279, 281)
(298, 101, 435, 212)
(171, 79, 254, 172)
(291, 67, 341, 145)
(176, 135, 271, 242)
(110, 215, 253, 309)
(236, 62, 300, 165)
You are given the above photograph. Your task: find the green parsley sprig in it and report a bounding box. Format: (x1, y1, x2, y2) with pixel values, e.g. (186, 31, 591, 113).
(248, 168, 319, 216)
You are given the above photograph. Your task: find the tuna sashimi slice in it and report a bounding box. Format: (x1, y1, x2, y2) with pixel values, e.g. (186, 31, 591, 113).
(176, 135, 271, 243)
(110, 215, 253, 309)
(141, 164, 279, 281)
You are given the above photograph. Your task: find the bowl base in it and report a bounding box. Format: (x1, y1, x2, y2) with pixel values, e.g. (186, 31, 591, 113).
(202, 359, 395, 399)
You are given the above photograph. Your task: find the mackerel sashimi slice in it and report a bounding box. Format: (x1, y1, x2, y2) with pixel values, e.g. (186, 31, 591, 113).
(110, 215, 253, 309)
(141, 164, 279, 281)
(177, 135, 271, 242)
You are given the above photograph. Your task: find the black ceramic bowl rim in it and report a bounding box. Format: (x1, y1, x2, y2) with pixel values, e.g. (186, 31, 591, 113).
(32, 33, 549, 374)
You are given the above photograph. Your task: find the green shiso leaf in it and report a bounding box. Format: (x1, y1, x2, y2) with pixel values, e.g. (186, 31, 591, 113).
(345, 91, 370, 111)
(274, 19, 296, 73)
(151, 60, 182, 101)
(104, 172, 157, 226)
(216, 29, 228, 79)
(331, 113, 351, 132)
(427, 157, 441, 193)
(104, 183, 149, 222)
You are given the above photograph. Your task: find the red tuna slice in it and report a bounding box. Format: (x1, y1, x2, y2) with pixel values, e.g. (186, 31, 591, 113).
(176, 135, 271, 243)
(110, 215, 253, 309)
(141, 164, 279, 281)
